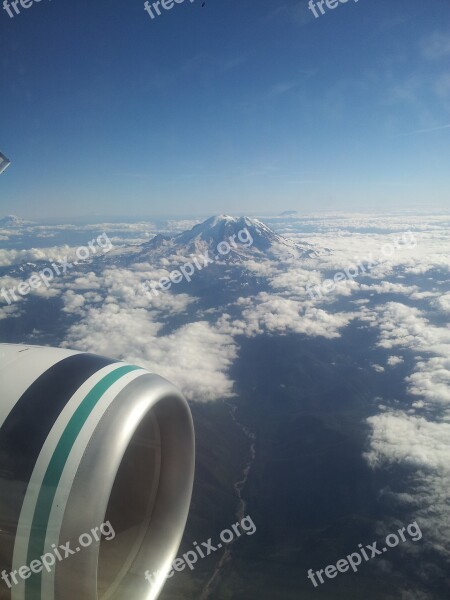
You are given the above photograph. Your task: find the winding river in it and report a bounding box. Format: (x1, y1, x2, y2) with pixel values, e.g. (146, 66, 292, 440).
(199, 403, 256, 600)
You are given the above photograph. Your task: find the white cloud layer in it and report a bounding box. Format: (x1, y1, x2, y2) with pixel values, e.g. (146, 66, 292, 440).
(62, 303, 237, 402)
(365, 411, 450, 559)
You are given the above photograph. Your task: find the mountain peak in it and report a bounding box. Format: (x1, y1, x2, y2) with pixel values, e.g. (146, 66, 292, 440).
(133, 214, 317, 262)
(199, 214, 260, 230)
(0, 215, 30, 227)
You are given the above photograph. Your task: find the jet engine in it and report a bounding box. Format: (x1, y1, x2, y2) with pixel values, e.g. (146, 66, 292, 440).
(0, 344, 195, 600)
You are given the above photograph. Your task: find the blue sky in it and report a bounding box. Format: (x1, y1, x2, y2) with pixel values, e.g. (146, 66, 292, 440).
(0, 0, 449, 218)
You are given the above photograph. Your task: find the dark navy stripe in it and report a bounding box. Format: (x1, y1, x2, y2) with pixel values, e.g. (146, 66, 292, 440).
(0, 352, 115, 567)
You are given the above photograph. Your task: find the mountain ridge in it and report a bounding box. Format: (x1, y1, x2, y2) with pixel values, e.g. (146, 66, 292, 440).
(131, 214, 319, 262)
(0, 215, 32, 227)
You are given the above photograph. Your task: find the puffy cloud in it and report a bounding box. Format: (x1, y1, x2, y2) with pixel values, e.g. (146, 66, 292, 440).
(0, 276, 25, 304)
(365, 411, 450, 558)
(0, 273, 60, 304)
(237, 292, 356, 338)
(64, 266, 196, 315)
(366, 412, 450, 470)
(0, 245, 87, 267)
(62, 290, 86, 314)
(365, 298, 450, 563)
(269, 265, 322, 297)
(62, 303, 237, 402)
(435, 292, 450, 315)
(406, 356, 450, 411)
(360, 281, 420, 296)
(371, 302, 450, 415)
(68, 271, 103, 291)
(387, 355, 404, 367)
(374, 303, 428, 350)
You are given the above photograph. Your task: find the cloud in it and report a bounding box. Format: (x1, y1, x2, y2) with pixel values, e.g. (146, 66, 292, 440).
(406, 356, 450, 411)
(62, 290, 86, 314)
(63, 266, 196, 315)
(409, 124, 450, 134)
(55, 260, 236, 401)
(435, 292, 450, 315)
(364, 297, 450, 563)
(365, 411, 450, 560)
(0, 303, 21, 320)
(237, 292, 356, 338)
(0, 245, 85, 267)
(370, 302, 450, 415)
(62, 301, 237, 402)
(387, 355, 404, 367)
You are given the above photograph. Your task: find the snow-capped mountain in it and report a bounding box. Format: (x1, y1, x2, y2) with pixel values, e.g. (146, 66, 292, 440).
(129, 215, 319, 262)
(0, 215, 32, 227)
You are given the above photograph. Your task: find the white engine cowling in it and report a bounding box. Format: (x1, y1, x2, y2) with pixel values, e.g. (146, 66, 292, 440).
(0, 344, 195, 600)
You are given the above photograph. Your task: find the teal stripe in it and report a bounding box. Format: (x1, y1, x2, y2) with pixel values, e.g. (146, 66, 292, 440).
(25, 364, 140, 599)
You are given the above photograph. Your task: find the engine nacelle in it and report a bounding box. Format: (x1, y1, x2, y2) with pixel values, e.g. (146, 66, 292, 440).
(0, 344, 195, 600)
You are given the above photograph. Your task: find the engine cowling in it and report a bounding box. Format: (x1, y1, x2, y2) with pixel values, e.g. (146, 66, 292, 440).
(0, 343, 195, 600)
